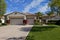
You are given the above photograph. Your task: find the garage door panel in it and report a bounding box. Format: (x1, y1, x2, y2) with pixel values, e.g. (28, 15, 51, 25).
(27, 18, 34, 25)
(10, 18, 23, 25)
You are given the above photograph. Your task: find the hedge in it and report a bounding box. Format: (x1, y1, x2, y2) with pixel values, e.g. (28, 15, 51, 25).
(47, 20, 60, 25)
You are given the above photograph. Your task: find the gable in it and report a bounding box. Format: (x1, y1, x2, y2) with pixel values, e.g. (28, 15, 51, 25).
(5, 12, 35, 18)
(6, 12, 25, 17)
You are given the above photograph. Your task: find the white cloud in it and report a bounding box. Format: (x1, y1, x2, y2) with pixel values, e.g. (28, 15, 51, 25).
(10, 0, 25, 3)
(23, 0, 44, 13)
(39, 3, 49, 13)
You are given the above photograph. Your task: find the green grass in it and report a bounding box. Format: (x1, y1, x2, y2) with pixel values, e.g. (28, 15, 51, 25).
(26, 25, 60, 40)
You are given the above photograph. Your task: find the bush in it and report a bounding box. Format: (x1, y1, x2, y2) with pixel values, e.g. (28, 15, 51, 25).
(56, 20, 60, 25)
(0, 19, 2, 23)
(34, 19, 42, 25)
(47, 20, 60, 25)
(2, 23, 7, 25)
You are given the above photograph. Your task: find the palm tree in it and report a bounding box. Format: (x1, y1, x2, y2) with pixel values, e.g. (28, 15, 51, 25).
(35, 12, 43, 19)
(35, 12, 43, 25)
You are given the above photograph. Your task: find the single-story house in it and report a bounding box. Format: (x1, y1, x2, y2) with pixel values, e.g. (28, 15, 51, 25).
(47, 16, 60, 20)
(1, 12, 60, 25)
(41, 15, 55, 23)
(4, 12, 36, 25)
(40, 15, 60, 24)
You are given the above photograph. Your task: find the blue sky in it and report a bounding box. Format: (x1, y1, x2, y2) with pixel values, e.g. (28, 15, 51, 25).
(5, 0, 50, 14)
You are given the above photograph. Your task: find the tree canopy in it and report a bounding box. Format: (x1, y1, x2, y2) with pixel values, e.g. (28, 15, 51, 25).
(35, 12, 43, 19)
(49, 0, 60, 15)
(46, 11, 54, 16)
(0, 0, 6, 16)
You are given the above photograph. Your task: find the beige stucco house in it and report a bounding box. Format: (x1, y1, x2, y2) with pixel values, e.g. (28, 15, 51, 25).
(5, 12, 36, 25)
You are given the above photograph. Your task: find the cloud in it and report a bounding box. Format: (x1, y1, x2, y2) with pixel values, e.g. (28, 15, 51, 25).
(39, 3, 49, 13)
(10, 0, 25, 3)
(23, 0, 44, 13)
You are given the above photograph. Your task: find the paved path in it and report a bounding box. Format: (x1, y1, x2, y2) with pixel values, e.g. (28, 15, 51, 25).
(0, 25, 33, 40)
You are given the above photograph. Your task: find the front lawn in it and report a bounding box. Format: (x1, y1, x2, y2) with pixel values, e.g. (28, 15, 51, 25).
(26, 25, 60, 40)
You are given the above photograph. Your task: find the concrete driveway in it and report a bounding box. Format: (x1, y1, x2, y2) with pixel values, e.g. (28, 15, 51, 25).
(0, 25, 33, 40)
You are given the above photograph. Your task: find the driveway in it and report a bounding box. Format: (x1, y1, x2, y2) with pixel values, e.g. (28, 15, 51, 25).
(0, 25, 33, 40)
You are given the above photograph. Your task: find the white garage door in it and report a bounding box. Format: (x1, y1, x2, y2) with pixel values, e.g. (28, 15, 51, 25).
(10, 18, 23, 25)
(27, 18, 34, 25)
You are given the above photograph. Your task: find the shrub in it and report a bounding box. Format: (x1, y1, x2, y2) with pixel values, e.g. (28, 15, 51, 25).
(34, 19, 41, 25)
(0, 19, 2, 23)
(47, 20, 60, 25)
(2, 23, 7, 25)
(56, 20, 60, 25)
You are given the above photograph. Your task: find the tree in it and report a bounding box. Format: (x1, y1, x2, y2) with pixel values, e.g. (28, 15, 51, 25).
(49, 0, 60, 16)
(0, 0, 6, 16)
(35, 12, 43, 25)
(46, 11, 54, 16)
(35, 12, 43, 19)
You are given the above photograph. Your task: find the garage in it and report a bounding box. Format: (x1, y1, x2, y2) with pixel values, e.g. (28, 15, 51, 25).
(27, 18, 34, 25)
(5, 12, 35, 25)
(10, 18, 24, 25)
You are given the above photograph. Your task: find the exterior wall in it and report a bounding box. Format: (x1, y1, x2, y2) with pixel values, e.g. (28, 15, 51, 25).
(9, 16, 24, 19)
(26, 15, 35, 19)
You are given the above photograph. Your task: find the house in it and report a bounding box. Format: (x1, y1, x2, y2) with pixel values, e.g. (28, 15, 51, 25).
(40, 15, 60, 24)
(47, 16, 60, 20)
(42, 15, 56, 23)
(5, 12, 36, 25)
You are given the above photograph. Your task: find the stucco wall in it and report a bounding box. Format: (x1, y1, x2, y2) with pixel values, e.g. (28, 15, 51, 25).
(26, 15, 35, 19)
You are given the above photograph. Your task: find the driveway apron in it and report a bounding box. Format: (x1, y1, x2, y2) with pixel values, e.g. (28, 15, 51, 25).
(0, 25, 33, 40)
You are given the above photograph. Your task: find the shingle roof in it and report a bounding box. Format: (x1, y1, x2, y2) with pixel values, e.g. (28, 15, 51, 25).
(5, 12, 35, 15)
(47, 16, 60, 20)
(23, 12, 35, 15)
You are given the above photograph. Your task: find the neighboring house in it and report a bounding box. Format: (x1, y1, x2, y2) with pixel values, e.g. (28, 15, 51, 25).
(47, 16, 60, 21)
(42, 15, 56, 23)
(41, 15, 60, 23)
(5, 12, 36, 25)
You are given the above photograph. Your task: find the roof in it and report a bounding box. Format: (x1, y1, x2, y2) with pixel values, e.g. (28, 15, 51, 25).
(23, 12, 35, 15)
(5, 12, 24, 15)
(47, 16, 60, 20)
(5, 12, 35, 16)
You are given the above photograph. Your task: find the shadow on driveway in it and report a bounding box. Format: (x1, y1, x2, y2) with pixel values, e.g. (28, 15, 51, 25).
(6, 36, 26, 40)
(20, 27, 32, 32)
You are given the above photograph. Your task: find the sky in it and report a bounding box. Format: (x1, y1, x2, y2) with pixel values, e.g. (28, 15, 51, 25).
(5, 0, 50, 14)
